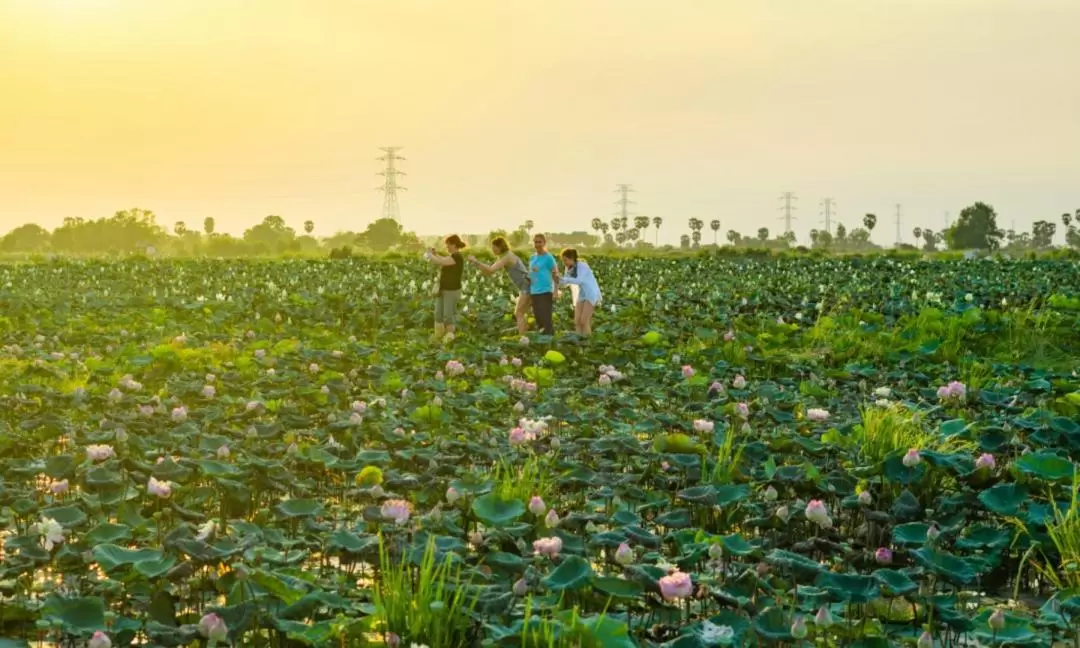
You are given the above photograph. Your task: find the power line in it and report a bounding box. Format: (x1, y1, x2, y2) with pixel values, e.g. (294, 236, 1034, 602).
(778, 192, 798, 234)
(820, 197, 835, 233)
(614, 183, 635, 223)
(376, 147, 406, 222)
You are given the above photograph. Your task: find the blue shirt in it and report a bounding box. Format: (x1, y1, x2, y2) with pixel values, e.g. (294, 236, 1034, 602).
(528, 252, 556, 295)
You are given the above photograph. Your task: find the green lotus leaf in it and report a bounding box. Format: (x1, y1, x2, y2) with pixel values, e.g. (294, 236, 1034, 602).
(542, 555, 593, 592)
(471, 493, 526, 527)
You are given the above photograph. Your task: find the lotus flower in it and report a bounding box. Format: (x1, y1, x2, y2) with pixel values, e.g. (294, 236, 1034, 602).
(735, 402, 749, 418)
(776, 505, 790, 522)
(693, 419, 714, 433)
(763, 485, 778, 501)
(681, 365, 695, 379)
(533, 536, 562, 558)
(171, 406, 187, 422)
(814, 606, 833, 628)
(598, 374, 612, 386)
(512, 578, 528, 596)
(804, 500, 830, 527)
(790, 616, 808, 639)
(50, 479, 69, 496)
(858, 490, 872, 506)
(917, 631, 933, 648)
(658, 570, 693, 600)
(381, 499, 411, 525)
(732, 375, 746, 389)
(202, 385, 216, 399)
(528, 496, 546, 516)
(216, 445, 230, 459)
(198, 613, 228, 641)
(148, 477, 172, 499)
(875, 547, 893, 565)
(988, 608, 1005, 630)
(902, 448, 921, 468)
(445, 487, 460, 504)
(724, 330, 735, 341)
(544, 509, 560, 528)
(806, 408, 830, 422)
(86, 444, 115, 462)
(708, 381, 724, 394)
(615, 543, 633, 565)
(936, 380, 967, 402)
(976, 453, 995, 470)
(196, 520, 217, 541)
(89, 632, 111, 648)
(36, 516, 65, 550)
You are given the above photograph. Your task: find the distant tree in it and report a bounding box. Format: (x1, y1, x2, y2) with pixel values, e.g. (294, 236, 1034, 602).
(691, 230, 701, 247)
(356, 218, 415, 251)
(634, 216, 650, 233)
(174, 221, 187, 237)
(615, 231, 627, 246)
(809, 229, 820, 246)
(591, 218, 603, 239)
(1031, 220, 1056, 249)
(946, 202, 1004, 250)
(203, 217, 215, 236)
(523, 220, 534, 233)
(1062, 213, 1072, 229)
(243, 215, 296, 251)
(0, 223, 51, 252)
(815, 230, 833, 249)
(757, 227, 769, 242)
(679, 234, 691, 249)
(912, 227, 922, 243)
(304, 220, 315, 235)
(781, 231, 796, 246)
(652, 216, 662, 245)
(921, 228, 939, 252)
(863, 213, 877, 232)
(710, 219, 720, 244)
(835, 223, 847, 241)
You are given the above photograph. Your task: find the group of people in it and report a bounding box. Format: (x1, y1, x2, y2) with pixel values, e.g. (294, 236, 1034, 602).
(423, 233, 602, 339)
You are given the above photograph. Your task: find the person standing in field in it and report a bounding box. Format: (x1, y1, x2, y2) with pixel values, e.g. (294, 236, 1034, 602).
(557, 248, 601, 336)
(425, 234, 467, 338)
(528, 233, 559, 336)
(468, 236, 531, 335)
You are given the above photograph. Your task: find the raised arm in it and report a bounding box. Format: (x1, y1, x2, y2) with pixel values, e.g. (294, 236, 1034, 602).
(469, 254, 510, 275)
(428, 252, 457, 267)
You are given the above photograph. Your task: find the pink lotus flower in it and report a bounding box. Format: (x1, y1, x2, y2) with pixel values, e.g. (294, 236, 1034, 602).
(446, 487, 460, 504)
(139, 405, 154, 418)
(724, 330, 735, 342)
(499, 356, 509, 366)
(148, 477, 172, 498)
(806, 408, 830, 422)
(614, 543, 633, 565)
(352, 400, 367, 414)
(86, 445, 115, 462)
(598, 374, 612, 386)
(89, 631, 111, 648)
(681, 365, 695, 379)
(902, 448, 921, 468)
(875, 547, 893, 565)
(976, 453, 995, 470)
(735, 402, 749, 418)
(544, 509, 561, 528)
(528, 496, 546, 516)
(708, 381, 725, 394)
(380, 499, 411, 525)
(533, 536, 562, 558)
(693, 419, 714, 433)
(804, 500, 830, 526)
(512, 577, 528, 596)
(198, 613, 228, 641)
(858, 490, 872, 506)
(445, 360, 465, 376)
(988, 608, 1005, 630)
(732, 375, 746, 389)
(511, 357, 522, 367)
(658, 570, 693, 600)
(434, 370, 445, 381)
(50, 479, 69, 496)
(937, 380, 967, 402)
(202, 385, 216, 399)
(171, 406, 187, 422)
(509, 427, 532, 445)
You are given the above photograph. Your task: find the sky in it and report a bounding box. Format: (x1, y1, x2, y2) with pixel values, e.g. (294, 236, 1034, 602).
(1, 0, 1078, 245)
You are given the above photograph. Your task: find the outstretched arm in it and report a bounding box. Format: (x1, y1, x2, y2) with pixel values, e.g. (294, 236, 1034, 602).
(428, 251, 456, 267)
(469, 255, 509, 275)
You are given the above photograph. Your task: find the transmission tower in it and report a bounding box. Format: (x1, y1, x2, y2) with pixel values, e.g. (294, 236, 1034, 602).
(778, 192, 798, 234)
(614, 184, 635, 223)
(820, 197, 835, 233)
(894, 204, 903, 245)
(376, 147, 406, 222)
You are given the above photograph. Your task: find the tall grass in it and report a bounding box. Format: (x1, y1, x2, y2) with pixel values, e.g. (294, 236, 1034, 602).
(708, 425, 744, 485)
(493, 456, 552, 502)
(851, 405, 938, 467)
(373, 534, 475, 647)
(1046, 470, 1080, 590)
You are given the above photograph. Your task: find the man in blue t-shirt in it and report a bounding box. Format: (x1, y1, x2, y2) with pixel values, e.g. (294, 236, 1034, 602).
(528, 233, 559, 335)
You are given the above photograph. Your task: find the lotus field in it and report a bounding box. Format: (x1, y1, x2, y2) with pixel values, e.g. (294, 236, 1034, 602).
(5, 256, 1080, 648)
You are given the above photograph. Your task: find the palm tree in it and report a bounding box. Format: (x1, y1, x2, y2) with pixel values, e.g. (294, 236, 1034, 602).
(710, 219, 721, 244)
(691, 230, 701, 247)
(174, 221, 187, 237)
(726, 230, 740, 245)
(680, 234, 691, 248)
(863, 213, 877, 232)
(615, 231, 627, 246)
(591, 218, 603, 239)
(523, 220, 534, 233)
(912, 227, 923, 243)
(1063, 213, 1073, 229)
(810, 229, 820, 246)
(757, 227, 769, 241)
(203, 217, 215, 236)
(652, 216, 662, 245)
(634, 216, 650, 233)
(304, 220, 314, 235)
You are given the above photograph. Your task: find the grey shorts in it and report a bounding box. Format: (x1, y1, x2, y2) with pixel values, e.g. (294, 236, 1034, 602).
(434, 290, 461, 324)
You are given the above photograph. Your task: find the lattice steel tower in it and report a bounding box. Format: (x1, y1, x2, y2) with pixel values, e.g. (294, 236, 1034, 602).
(376, 147, 406, 222)
(614, 184, 635, 222)
(778, 192, 798, 234)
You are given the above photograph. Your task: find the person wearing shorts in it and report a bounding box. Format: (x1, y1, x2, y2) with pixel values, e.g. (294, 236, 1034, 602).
(426, 234, 467, 338)
(468, 236, 532, 335)
(528, 234, 559, 336)
(558, 248, 601, 336)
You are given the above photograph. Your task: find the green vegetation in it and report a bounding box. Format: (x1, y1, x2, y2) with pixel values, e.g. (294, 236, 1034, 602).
(0, 254, 1078, 646)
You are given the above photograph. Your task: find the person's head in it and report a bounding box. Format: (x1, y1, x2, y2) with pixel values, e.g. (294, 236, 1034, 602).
(533, 233, 547, 253)
(444, 234, 466, 252)
(490, 236, 510, 255)
(560, 248, 579, 268)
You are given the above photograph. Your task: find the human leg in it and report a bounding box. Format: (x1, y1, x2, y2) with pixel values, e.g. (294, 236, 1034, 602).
(578, 300, 595, 336)
(515, 293, 531, 335)
(433, 293, 446, 337)
(531, 292, 554, 335)
(442, 290, 461, 335)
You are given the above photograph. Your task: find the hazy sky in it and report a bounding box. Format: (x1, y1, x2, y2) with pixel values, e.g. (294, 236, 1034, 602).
(2, 0, 1078, 244)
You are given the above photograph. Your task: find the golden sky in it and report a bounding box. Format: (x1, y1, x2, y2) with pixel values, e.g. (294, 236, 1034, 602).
(1, 0, 1078, 242)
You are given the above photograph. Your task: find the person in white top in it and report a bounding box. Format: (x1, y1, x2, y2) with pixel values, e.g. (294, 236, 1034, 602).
(558, 248, 601, 336)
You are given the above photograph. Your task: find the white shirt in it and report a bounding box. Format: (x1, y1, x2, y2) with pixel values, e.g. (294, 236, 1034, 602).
(559, 260, 602, 304)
